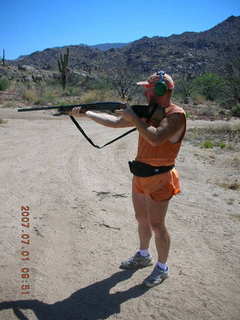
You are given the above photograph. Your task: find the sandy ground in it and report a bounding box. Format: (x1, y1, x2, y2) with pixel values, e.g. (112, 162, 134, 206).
(0, 108, 240, 320)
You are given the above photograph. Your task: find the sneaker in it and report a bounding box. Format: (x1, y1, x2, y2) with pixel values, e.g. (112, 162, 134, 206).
(143, 265, 169, 287)
(120, 251, 153, 270)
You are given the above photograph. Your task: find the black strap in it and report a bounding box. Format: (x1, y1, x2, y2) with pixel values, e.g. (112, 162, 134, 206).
(128, 161, 174, 177)
(69, 116, 137, 149)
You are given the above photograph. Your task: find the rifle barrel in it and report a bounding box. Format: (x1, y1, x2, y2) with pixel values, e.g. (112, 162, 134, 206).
(18, 106, 60, 112)
(17, 102, 125, 112)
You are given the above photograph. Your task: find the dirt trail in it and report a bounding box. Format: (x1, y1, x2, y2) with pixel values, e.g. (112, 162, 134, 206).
(0, 109, 239, 320)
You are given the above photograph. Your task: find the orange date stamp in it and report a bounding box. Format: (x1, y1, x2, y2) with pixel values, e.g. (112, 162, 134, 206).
(20, 205, 31, 295)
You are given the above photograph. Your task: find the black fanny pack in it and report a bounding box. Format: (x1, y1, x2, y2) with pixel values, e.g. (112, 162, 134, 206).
(128, 160, 174, 177)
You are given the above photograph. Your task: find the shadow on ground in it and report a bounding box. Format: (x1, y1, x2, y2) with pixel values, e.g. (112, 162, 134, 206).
(0, 270, 151, 320)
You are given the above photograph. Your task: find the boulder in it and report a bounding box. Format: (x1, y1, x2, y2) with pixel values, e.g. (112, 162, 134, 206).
(32, 74, 44, 82)
(18, 65, 36, 72)
(22, 75, 33, 82)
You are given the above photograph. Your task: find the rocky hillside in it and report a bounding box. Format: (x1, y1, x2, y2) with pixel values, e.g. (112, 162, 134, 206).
(5, 16, 240, 80)
(91, 42, 128, 51)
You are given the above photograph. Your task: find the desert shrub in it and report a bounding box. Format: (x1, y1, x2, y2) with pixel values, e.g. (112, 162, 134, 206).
(20, 83, 63, 105)
(223, 59, 240, 108)
(185, 111, 192, 119)
(34, 95, 56, 105)
(191, 73, 226, 101)
(81, 77, 112, 91)
(173, 79, 192, 103)
(0, 118, 7, 124)
(192, 94, 206, 105)
(89, 78, 112, 91)
(22, 88, 38, 102)
(187, 122, 240, 150)
(216, 180, 240, 191)
(63, 86, 81, 97)
(201, 140, 214, 149)
(80, 89, 117, 103)
(225, 144, 235, 151)
(231, 156, 240, 168)
(217, 142, 226, 149)
(0, 77, 10, 91)
(109, 68, 139, 102)
(231, 104, 240, 117)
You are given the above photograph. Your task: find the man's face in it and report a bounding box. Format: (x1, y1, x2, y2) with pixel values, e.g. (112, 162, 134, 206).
(144, 87, 155, 102)
(144, 87, 171, 106)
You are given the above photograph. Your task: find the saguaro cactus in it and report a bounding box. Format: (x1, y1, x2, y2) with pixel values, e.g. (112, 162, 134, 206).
(57, 48, 70, 90)
(2, 49, 5, 66)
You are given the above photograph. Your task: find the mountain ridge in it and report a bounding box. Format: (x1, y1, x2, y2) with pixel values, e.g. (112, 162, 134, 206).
(8, 15, 240, 78)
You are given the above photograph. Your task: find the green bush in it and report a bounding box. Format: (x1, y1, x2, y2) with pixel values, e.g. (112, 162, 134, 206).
(231, 104, 240, 117)
(185, 111, 192, 119)
(173, 79, 192, 103)
(201, 140, 214, 149)
(191, 73, 226, 101)
(217, 142, 226, 149)
(0, 77, 10, 91)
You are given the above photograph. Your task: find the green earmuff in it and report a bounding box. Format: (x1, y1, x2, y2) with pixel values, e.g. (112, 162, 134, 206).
(154, 71, 168, 96)
(154, 81, 168, 96)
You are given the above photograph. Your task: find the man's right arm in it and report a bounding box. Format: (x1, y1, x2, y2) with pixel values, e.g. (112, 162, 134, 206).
(86, 111, 133, 128)
(69, 107, 133, 128)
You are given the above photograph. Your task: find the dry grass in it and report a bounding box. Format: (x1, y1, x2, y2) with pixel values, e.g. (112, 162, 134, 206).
(22, 88, 38, 102)
(80, 89, 119, 103)
(0, 118, 8, 124)
(15, 85, 120, 106)
(217, 180, 240, 191)
(192, 94, 206, 105)
(230, 214, 240, 221)
(231, 156, 240, 168)
(186, 122, 240, 150)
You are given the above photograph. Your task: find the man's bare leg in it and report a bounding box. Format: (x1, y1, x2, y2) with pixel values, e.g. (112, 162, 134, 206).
(119, 191, 153, 269)
(132, 191, 152, 250)
(145, 196, 170, 264)
(142, 196, 170, 286)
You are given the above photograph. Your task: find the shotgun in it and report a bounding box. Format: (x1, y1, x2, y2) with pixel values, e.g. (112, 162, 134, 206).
(17, 102, 159, 148)
(17, 102, 154, 118)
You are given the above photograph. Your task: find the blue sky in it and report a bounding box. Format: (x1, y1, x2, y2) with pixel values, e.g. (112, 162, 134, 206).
(1, 0, 239, 60)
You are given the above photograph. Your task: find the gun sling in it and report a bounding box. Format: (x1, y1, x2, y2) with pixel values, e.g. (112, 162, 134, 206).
(69, 116, 137, 149)
(69, 103, 158, 149)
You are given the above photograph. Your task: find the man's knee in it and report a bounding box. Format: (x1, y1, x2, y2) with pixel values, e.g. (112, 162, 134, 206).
(135, 212, 149, 225)
(150, 222, 167, 234)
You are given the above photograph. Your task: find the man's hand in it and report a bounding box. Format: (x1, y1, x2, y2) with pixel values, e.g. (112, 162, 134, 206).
(68, 106, 86, 117)
(116, 105, 139, 124)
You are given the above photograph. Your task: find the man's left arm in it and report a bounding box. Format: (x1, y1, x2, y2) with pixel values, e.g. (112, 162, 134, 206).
(119, 107, 185, 146)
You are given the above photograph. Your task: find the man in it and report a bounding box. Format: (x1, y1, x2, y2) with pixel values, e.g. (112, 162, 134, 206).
(69, 71, 186, 287)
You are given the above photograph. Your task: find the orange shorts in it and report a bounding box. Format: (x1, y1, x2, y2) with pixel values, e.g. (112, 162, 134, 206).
(132, 168, 181, 201)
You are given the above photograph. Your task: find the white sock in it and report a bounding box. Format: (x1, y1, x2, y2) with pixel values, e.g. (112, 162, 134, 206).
(138, 249, 150, 257)
(157, 262, 168, 271)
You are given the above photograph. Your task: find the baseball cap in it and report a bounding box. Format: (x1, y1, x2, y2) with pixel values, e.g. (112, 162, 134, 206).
(137, 71, 174, 90)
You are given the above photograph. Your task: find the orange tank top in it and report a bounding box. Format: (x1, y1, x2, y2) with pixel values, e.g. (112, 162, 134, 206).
(135, 104, 186, 166)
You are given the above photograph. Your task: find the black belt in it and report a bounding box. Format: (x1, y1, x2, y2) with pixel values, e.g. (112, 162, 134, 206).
(128, 160, 175, 177)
